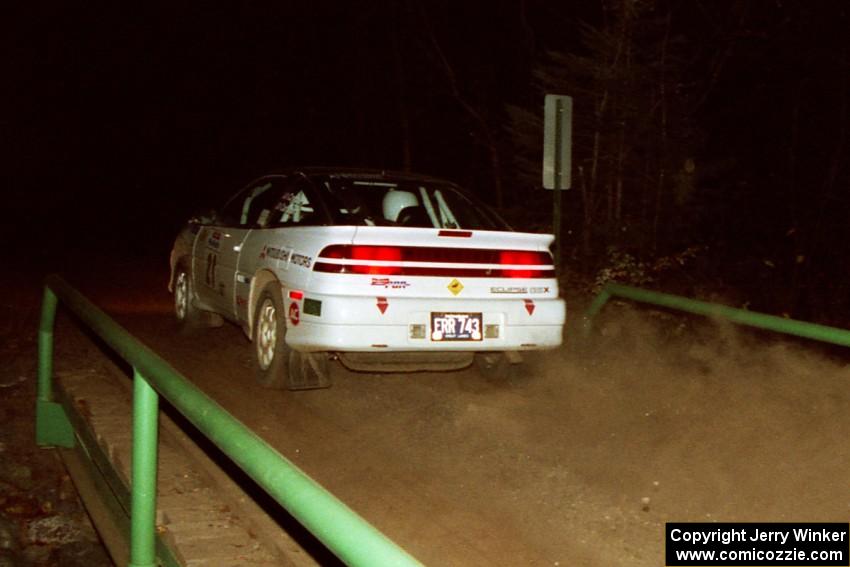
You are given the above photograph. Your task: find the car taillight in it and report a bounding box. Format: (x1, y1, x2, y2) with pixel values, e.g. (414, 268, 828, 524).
(499, 250, 548, 278)
(319, 246, 346, 259)
(350, 245, 402, 275)
(500, 250, 541, 265)
(315, 245, 555, 278)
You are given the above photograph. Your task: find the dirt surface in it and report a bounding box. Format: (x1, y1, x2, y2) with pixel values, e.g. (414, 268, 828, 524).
(7, 258, 850, 565)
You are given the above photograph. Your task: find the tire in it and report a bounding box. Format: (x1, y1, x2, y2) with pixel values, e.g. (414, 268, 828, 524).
(474, 352, 521, 383)
(252, 283, 332, 390)
(173, 263, 202, 332)
(253, 283, 290, 389)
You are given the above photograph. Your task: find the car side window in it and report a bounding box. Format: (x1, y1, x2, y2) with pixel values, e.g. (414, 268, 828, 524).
(219, 180, 274, 227)
(254, 176, 324, 228)
(244, 178, 285, 227)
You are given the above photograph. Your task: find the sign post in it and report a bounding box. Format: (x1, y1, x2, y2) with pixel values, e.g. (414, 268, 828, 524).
(543, 94, 572, 272)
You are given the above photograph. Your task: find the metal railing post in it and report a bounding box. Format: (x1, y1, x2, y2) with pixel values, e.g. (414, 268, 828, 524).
(36, 285, 74, 447)
(129, 369, 159, 567)
(581, 287, 611, 337)
(37, 286, 57, 402)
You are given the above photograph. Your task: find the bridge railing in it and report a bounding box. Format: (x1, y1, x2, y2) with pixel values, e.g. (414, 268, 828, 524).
(583, 281, 850, 347)
(36, 274, 423, 567)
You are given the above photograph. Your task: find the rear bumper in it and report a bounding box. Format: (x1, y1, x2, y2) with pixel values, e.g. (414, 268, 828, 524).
(284, 293, 565, 352)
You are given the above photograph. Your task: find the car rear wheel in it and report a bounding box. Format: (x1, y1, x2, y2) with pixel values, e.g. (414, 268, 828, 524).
(253, 283, 331, 390)
(254, 284, 289, 388)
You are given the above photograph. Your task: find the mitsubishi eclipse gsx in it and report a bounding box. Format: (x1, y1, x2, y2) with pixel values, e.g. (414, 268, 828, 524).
(169, 168, 565, 389)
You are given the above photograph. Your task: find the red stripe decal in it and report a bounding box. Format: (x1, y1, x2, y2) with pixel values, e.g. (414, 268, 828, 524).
(313, 262, 555, 279)
(318, 245, 551, 265)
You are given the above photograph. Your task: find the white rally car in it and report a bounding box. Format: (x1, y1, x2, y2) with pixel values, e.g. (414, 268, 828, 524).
(169, 168, 565, 389)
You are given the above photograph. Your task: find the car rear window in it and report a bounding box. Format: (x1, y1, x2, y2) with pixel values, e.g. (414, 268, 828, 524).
(317, 176, 511, 231)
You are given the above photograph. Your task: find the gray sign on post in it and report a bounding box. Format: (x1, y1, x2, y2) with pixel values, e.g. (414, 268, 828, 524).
(543, 94, 573, 190)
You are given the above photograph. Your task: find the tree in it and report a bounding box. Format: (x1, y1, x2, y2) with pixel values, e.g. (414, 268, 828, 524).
(507, 0, 699, 258)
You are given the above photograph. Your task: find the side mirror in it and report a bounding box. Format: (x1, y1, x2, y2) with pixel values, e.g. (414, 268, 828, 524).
(189, 208, 218, 225)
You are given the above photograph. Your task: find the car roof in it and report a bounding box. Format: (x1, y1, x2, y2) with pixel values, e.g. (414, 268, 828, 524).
(263, 167, 455, 185)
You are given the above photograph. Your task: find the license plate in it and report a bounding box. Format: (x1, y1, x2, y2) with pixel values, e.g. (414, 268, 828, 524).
(430, 312, 482, 341)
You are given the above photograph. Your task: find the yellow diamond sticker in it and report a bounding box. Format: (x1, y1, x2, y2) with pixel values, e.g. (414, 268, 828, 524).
(447, 278, 464, 296)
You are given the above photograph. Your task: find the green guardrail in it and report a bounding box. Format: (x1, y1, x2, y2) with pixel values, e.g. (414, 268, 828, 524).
(583, 281, 850, 347)
(36, 274, 424, 567)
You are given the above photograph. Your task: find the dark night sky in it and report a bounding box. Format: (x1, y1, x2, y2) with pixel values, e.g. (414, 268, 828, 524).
(7, 3, 544, 246)
(5, 1, 849, 317)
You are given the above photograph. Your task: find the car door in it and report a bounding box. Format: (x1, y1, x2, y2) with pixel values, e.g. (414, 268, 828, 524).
(195, 179, 274, 316)
(230, 176, 293, 322)
(233, 175, 329, 320)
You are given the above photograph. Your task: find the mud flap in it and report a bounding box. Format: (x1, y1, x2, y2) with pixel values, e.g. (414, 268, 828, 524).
(475, 351, 523, 383)
(286, 352, 332, 390)
(504, 351, 523, 365)
(201, 310, 224, 328)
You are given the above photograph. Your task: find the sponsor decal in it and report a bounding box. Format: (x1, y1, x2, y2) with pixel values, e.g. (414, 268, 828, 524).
(289, 301, 300, 326)
(490, 286, 551, 295)
(290, 253, 312, 268)
(236, 295, 248, 307)
(303, 298, 322, 316)
(376, 297, 388, 314)
(490, 286, 527, 294)
(447, 278, 464, 296)
(207, 231, 221, 250)
(371, 277, 411, 289)
(524, 299, 535, 315)
(259, 245, 289, 261)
